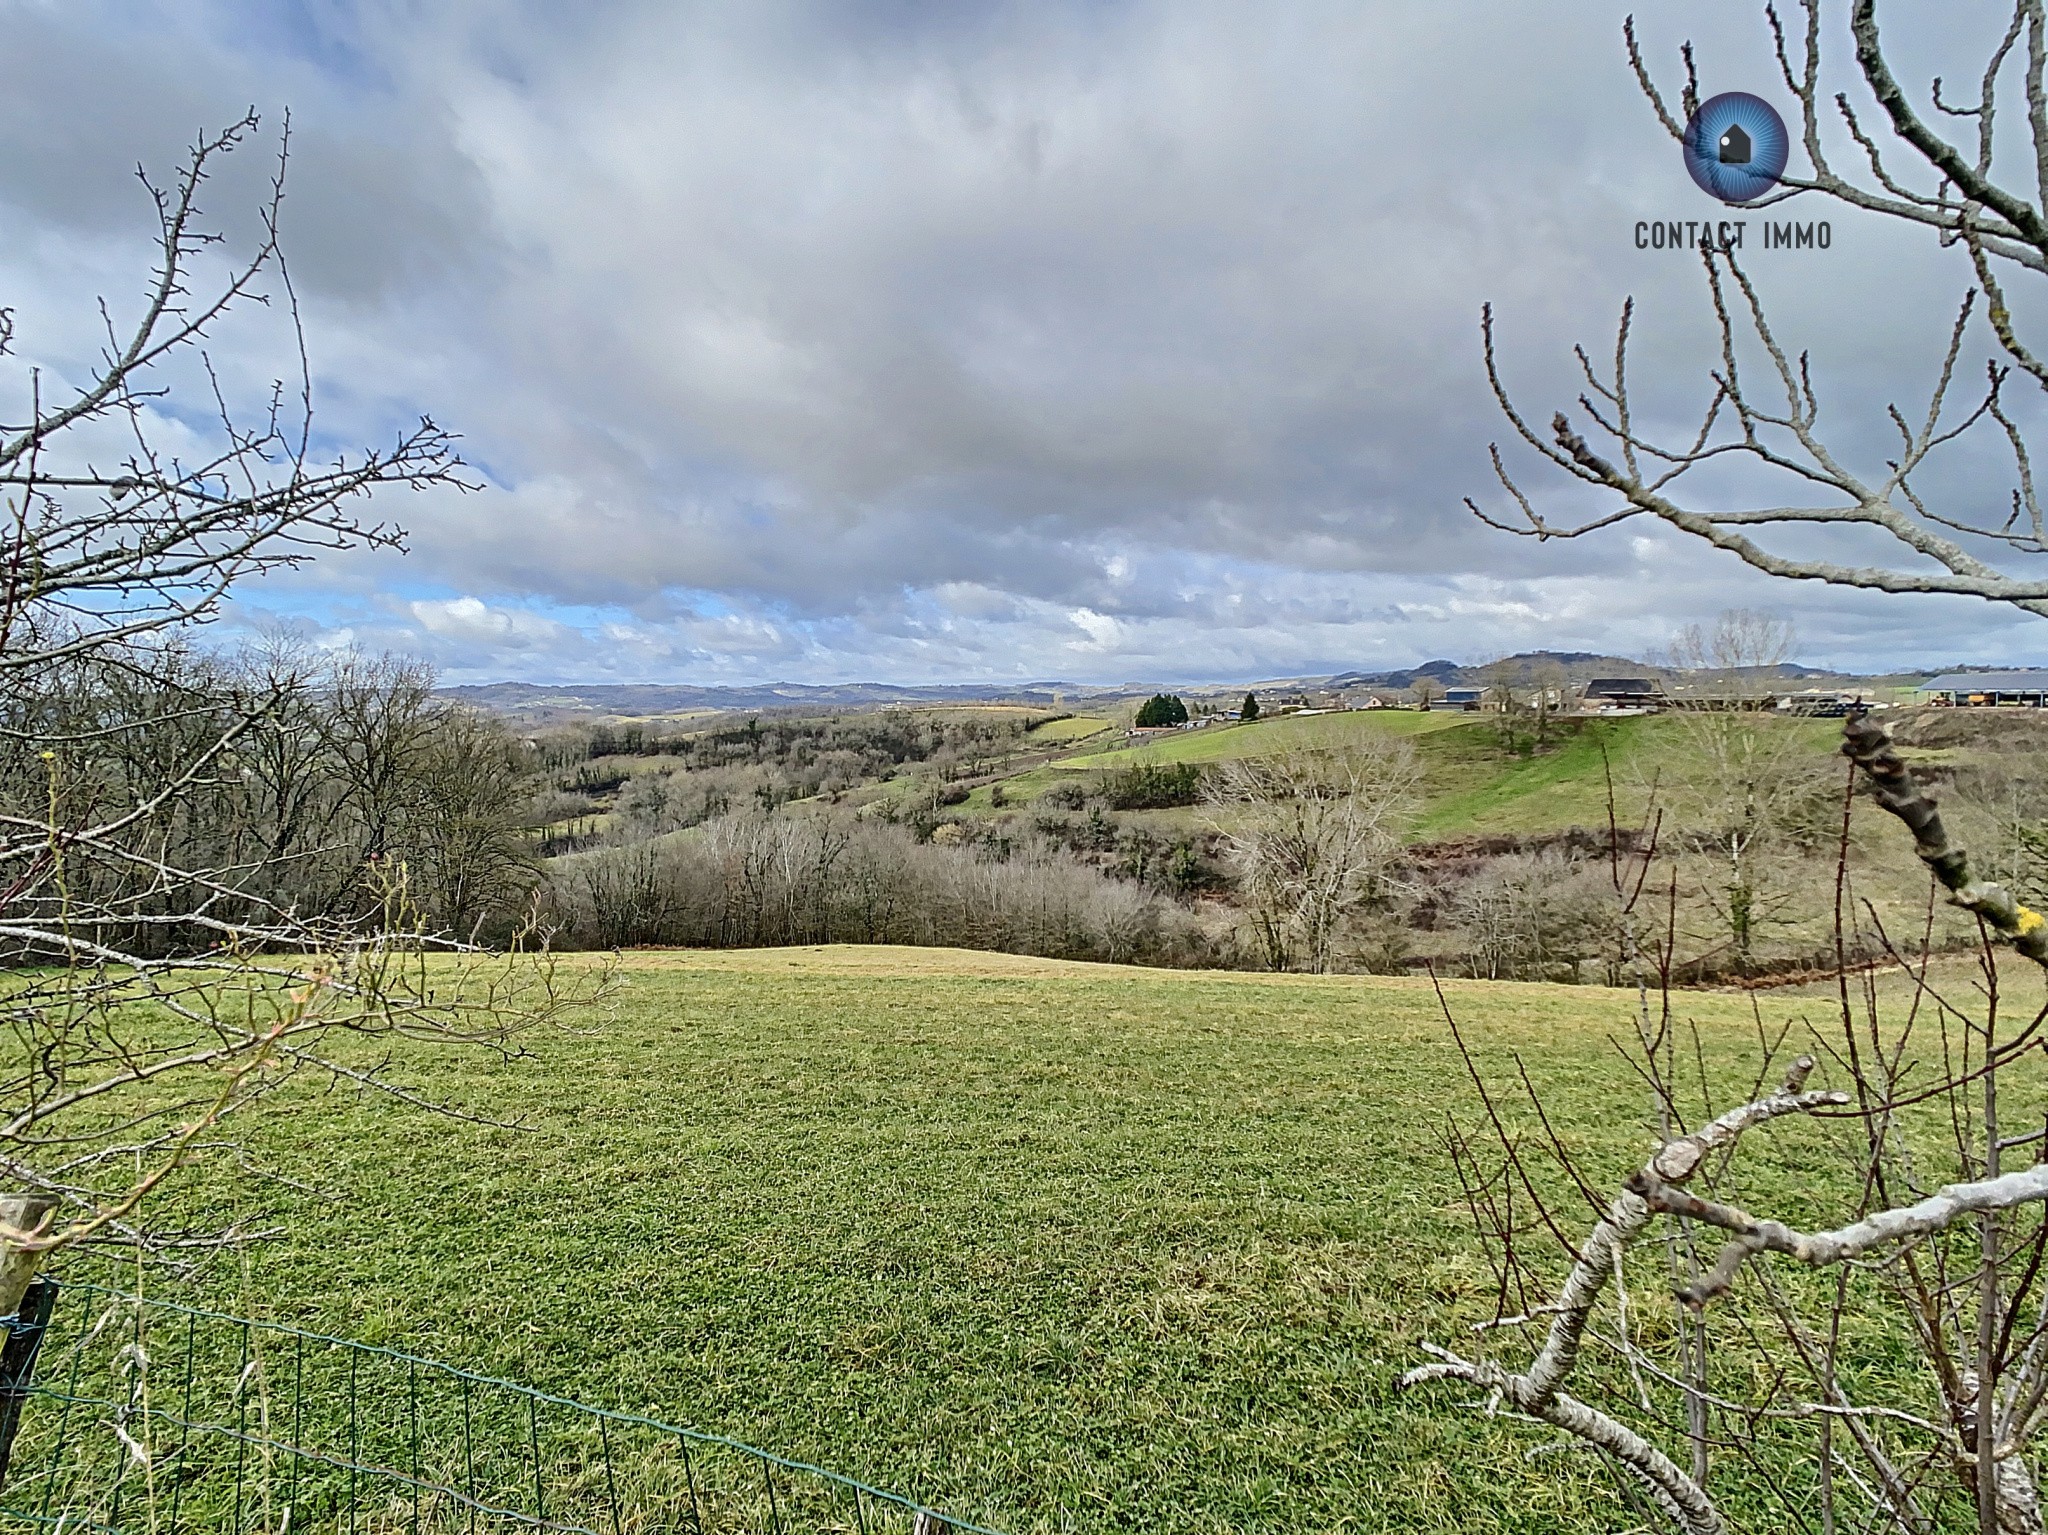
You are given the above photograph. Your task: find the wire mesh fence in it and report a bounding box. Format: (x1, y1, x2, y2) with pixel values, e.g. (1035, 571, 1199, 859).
(0, 1279, 1003, 1535)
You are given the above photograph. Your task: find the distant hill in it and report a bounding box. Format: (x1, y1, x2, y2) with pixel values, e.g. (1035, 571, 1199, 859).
(448, 651, 1969, 725)
(1326, 658, 1466, 690)
(1326, 652, 1649, 692)
(1323, 651, 1849, 692)
(441, 679, 1115, 723)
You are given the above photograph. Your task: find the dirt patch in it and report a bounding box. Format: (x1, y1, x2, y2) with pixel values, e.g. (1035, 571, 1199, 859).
(1886, 705, 2048, 753)
(1403, 825, 1647, 875)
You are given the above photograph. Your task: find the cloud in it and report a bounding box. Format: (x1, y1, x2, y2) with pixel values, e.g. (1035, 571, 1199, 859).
(1, 0, 2042, 682)
(407, 596, 574, 648)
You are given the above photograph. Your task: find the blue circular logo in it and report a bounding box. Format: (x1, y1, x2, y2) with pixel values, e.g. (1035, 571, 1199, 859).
(1682, 92, 1789, 204)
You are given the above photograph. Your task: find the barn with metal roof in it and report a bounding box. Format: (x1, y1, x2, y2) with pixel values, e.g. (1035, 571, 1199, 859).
(1917, 670, 2048, 706)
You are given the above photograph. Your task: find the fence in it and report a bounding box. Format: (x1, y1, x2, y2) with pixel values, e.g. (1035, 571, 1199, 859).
(0, 1279, 1004, 1535)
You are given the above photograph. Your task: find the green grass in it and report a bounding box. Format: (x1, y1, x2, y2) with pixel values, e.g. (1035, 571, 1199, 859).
(1008, 712, 1847, 844)
(1405, 715, 1829, 840)
(1061, 709, 1464, 770)
(539, 810, 621, 839)
(837, 710, 1850, 846)
(125, 946, 2004, 1534)
(1025, 715, 1112, 744)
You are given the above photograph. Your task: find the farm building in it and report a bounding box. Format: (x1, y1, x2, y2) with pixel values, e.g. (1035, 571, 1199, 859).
(1775, 688, 1879, 716)
(1580, 677, 1667, 712)
(1917, 670, 2048, 706)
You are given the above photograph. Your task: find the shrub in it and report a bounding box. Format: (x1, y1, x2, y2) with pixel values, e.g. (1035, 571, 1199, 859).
(1134, 694, 1189, 728)
(1102, 761, 1206, 809)
(1447, 850, 1612, 982)
(543, 812, 1216, 965)
(1038, 780, 1088, 809)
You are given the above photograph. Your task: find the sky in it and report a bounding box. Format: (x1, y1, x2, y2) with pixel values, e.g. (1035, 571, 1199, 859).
(4, 0, 2047, 685)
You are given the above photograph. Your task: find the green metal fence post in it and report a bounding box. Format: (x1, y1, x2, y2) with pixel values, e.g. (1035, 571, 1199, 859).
(461, 1374, 476, 1535)
(286, 1327, 303, 1529)
(408, 1357, 421, 1535)
(34, 1286, 83, 1523)
(348, 1346, 360, 1535)
(599, 1412, 622, 1535)
(678, 1433, 705, 1535)
(171, 1309, 197, 1534)
(528, 1392, 545, 1520)
(232, 1320, 250, 1535)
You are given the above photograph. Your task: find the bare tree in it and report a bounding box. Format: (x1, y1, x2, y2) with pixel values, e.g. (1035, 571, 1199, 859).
(1530, 656, 1571, 748)
(1478, 656, 1533, 756)
(1665, 608, 1794, 699)
(1406, 716, 2048, 1533)
(1410, 10, 2048, 1529)
(1205, 742, 1419, 972)
(0, 118, 584, 1289)
(1470, 3, 2048, 616)
(547, 809, 1204, 965)
(1447, 849, 1613, 982)
(1662, 610, 1837, 969)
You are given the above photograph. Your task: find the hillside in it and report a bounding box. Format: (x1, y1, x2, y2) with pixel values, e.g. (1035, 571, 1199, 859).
(523, 697, 2040, 981)
(967, 708, 1846, 842)
(1323, 650, 1657, 692)
(442, 680, 1121, 725)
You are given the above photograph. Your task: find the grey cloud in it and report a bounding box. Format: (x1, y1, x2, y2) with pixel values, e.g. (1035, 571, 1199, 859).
(2, 0, 2041, 681)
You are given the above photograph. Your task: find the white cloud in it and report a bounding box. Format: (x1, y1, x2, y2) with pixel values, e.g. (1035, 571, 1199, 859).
(1065, 607, 1123, 653)
(407, 597, 572, 649)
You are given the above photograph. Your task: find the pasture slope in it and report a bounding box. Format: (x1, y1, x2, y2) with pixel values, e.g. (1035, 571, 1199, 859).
(1004, 708, 1842, 841)
(140, 945, 2010, 1533)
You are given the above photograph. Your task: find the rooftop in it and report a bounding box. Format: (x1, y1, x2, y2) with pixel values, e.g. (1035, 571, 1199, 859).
(1918, 670, 2048, 692)
(1583, 677, 1665, 696)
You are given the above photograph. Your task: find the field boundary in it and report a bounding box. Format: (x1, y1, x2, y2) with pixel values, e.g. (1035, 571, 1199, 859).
(2, 1278, 1003, 1535)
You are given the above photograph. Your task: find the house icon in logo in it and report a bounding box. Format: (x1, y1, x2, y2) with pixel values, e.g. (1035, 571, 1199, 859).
(1682, 93, 1789, 202)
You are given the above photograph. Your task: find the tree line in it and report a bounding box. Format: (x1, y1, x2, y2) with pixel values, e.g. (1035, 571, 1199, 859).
(545, 812, 1213, 965)
(3, 642, 541, 957)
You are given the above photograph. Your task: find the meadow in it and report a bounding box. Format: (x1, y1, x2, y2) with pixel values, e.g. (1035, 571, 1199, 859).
(116, 944, 2032, 1533)
(969, 709, 1847, 842)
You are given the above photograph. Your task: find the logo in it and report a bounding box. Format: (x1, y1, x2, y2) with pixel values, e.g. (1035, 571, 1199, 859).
(1682, 93, 1789, 204)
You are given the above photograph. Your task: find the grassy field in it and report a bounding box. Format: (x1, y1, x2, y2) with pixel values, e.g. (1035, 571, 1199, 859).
(122, 945, 2024, 1534)
(548, 702, 1868, 852)
(1060, 709, 1467, 769)
(1026, 714, 1113, 744)
(1006, 710, 1847, 844)
(1404, 713, 1840, 840)
(544, 702, 2008, 863)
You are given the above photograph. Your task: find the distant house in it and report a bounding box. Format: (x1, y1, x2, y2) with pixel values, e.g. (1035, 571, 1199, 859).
(1776, 688, 1879, 717)
(1581, 677, 1667, 713)
(1918, 670, 2048, 707)
(1437, 686, 1485, 711)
